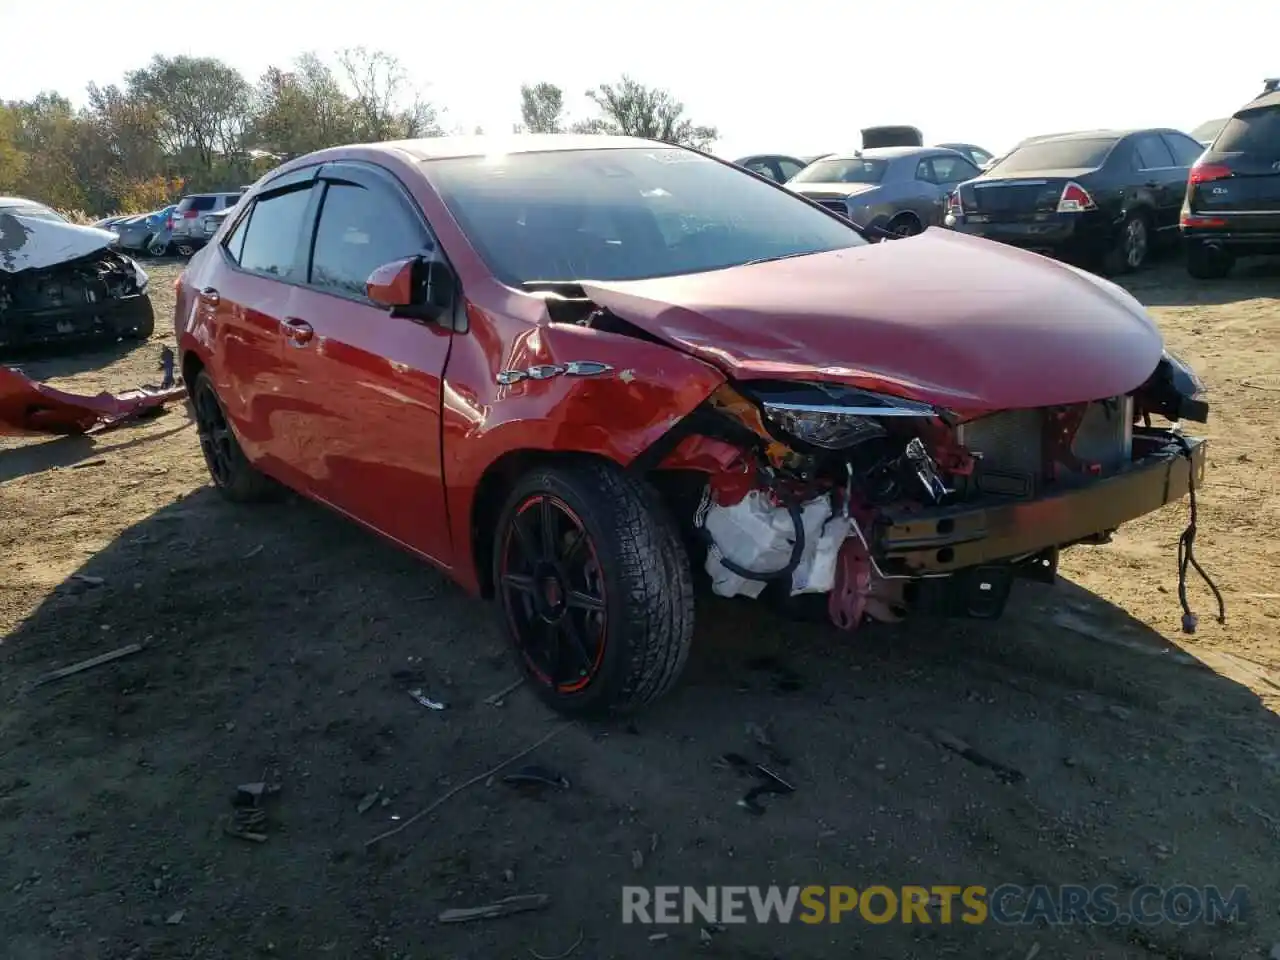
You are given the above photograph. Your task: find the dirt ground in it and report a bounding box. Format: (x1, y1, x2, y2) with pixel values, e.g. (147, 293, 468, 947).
(1, 255, 1278, 960)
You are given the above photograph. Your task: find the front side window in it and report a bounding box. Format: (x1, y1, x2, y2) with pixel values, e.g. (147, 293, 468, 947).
(235, 185, 314, 278)
(309, 181, 431, 298)
(426, 147, 867, 287)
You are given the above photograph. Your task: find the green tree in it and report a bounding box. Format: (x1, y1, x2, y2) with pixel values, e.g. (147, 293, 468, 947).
(125, 55, 251, 170)
(519, 82, 565, 134)
(578, 75, 717, 149)
(251, 54, 359, 157)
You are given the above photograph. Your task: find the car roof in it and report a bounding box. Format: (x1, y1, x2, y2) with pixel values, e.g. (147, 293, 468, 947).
(0, 195, 49, 207)
(378, 133, 669, 162)
(1018, 127, 1184, 146)
(1240, 90, 1280, 112)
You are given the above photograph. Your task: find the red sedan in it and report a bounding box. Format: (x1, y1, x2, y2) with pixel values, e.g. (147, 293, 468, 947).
(174, 134, 1217, 715)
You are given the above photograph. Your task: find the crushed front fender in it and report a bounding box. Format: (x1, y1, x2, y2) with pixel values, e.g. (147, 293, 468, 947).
(0, 358, 186, 437)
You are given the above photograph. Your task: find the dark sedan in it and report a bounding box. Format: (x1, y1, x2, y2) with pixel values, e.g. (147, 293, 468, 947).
(944, 127, 1205, 274)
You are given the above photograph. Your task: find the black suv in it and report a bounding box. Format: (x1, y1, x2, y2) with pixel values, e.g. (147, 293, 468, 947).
(1180, 90, 1280, 279)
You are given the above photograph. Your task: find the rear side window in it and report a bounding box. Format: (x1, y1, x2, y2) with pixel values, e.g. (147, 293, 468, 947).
(186, 196, 217, 212)
(777, 159, 804, 181)
(236, 186, 314, 278)
(1132, 133, 1175, 169)
(1214, 106, 1280, 156)
(990, 138, 1116, 173)
(309, 181, 430, 298)
(1162, 133, 1205, 167)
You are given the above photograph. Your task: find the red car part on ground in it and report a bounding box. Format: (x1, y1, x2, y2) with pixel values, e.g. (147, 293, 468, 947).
(0, 362, 185, 437)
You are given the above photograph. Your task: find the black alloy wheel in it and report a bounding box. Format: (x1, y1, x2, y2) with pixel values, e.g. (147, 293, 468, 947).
(494, 462, 695, 715)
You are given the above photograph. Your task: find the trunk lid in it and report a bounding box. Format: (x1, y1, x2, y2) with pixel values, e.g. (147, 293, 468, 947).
(1192, 100, 1280, 213)
(959, 170, 1092, 222)
(861, 125, 923, 148)
(580, 229, 1164, 415)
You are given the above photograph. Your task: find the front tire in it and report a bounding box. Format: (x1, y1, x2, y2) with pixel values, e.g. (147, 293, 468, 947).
(887, 213, 923, 238)
(1186, 242, 1234, 279)
(493, 461, 695, 716)
(191, 370, 278, 503)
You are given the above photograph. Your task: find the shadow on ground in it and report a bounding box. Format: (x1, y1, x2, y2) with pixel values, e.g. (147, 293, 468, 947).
(1, 488, 1276, 959)
(1123, 257, 1280, 308)
(0, 421, 192, 483)
(1, 337, 159, 381)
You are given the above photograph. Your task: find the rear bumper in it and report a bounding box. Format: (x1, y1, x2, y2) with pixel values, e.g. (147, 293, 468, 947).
(1181, 225, 1280, 256)
(876, 429, 1206, 574)
(945, 212, 1115, 260)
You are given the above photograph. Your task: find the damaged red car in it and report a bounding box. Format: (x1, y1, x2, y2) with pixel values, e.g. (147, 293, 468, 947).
(173, 135, 1217, 715)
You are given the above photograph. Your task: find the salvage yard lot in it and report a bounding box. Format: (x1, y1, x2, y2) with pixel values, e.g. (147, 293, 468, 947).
(1, 259, 1279, 960)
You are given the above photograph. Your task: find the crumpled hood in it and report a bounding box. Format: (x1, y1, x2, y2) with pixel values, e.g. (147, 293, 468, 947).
(581, 229, 1165, 413)
(0, 214, 117, 275)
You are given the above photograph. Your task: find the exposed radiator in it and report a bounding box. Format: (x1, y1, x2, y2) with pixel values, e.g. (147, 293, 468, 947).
(955, 396, 1134, 481)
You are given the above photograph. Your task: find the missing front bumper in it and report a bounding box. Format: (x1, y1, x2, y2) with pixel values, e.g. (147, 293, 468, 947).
(877, 429, 1207, 574)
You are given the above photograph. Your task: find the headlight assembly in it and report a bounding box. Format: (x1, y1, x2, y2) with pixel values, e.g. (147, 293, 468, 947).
(747, 381, 942, 451)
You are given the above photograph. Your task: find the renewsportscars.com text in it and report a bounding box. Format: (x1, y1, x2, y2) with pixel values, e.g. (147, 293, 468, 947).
(621, 884, 1248, 926)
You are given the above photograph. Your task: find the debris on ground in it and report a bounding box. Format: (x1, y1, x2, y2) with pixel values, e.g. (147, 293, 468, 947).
(502, 765, 570, 793)
(365, 722, 573, 849)
(484, 677, 525, 707)
(223, 778, 279, 843)
(929, 729, 1025, 785)
(408, 689, 447, 710)
(28, 643, 144, 689)
(0, 364, 186, 437)
(164, 910, 185, 925)
(437, 893, 550, 924)
(718, 752, 796, 815)
(631, 849, 644, 869)
(357, 790, 382, 815)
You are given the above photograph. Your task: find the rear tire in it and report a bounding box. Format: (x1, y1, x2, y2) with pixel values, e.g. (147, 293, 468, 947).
(191, 370, 279, 503)
(887, 213, 923, 238)
(492, 461, 695, 716)
(1186, 242, 1234, 279)
(148, 238, 170, 257)
(1102, 210, 1150, 275)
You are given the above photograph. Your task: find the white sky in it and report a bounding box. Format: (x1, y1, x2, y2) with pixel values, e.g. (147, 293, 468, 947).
(1, 0, 1273, 160)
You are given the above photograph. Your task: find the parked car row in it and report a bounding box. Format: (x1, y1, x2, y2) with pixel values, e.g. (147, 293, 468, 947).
(743, 85, 1279, 280)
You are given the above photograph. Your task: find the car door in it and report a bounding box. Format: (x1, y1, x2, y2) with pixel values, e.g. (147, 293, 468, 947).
(204, 169, 322, 491)
(281, 160, 455, 566)
(1131, 133, 1182, 233)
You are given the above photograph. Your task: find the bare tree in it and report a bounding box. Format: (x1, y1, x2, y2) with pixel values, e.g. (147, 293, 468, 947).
(338, 47, 441, 141)
(580, 76, 717, 149)
(519, 82, 566, 134)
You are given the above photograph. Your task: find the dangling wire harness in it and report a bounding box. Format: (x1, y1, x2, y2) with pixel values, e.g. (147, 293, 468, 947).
(1172, 433, 1226, 634)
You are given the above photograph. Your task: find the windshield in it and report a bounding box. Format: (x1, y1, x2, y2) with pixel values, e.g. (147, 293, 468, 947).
(0, 203, 66, 223)
(789, 158, 888, 184)
(988, 138, 1116, 173)
(425, 147, 867, 286)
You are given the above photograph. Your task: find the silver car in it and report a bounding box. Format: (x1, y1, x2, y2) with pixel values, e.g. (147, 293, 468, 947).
(786, 147, 984, 236)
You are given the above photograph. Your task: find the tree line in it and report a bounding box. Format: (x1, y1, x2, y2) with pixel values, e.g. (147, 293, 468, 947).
(0, 49, 718, 217)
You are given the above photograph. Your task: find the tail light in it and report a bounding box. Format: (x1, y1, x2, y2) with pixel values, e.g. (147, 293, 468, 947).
(947, 191, 963, 216)
(1181, 213, 1227, 229)
(183, 210, 200, 218)
(1189, 162, 1232, 185)
(1056, 182, 1096, 213)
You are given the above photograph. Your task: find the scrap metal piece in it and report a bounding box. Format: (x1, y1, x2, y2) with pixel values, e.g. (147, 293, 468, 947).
(0, 365, 187, 437)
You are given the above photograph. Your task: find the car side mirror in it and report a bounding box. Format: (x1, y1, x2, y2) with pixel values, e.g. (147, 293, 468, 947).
(366, 255, 456, 324)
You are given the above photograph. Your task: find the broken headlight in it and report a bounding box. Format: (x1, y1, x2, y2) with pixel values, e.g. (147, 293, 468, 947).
(747, 381, 940, 451)
(1140, 350, 1209, 424)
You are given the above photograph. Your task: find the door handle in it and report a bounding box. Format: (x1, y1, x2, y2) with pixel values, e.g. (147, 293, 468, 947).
(281, 317, 314, 347)
(199, 287, 220, 305)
